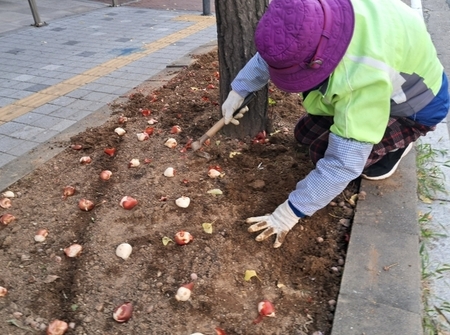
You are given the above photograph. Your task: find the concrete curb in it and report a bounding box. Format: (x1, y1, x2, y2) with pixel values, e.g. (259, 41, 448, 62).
(332, 151, 423, 335)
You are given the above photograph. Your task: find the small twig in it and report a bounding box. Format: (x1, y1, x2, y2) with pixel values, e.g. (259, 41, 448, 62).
(383, 263, 398, 271)
(7, 319, 35, 332)
(94, 200, 107, 207)
(341, 191, 350, 202)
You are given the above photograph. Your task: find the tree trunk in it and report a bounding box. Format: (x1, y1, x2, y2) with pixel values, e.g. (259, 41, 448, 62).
(215, 0, 268, 139)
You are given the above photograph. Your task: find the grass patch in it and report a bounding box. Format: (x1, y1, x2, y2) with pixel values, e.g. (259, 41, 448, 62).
(420, 213, 450, 334)
(416, 142, 448, 201)
(416, 142, 450, 334)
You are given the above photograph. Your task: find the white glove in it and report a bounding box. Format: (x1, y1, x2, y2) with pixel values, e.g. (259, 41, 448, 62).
(222, 90, 249, 125)
(246, 200, 300, 248)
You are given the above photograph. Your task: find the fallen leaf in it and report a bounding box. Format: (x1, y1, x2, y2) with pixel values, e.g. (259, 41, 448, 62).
(348, 194, 358, 207)
(202, 222, 213, 234)
(244, 269, 261, 281)
(162, 237, 173, 246)
(268, 97, 276, 106)
(419, 194, 433, 204)
(229, 151, 241, 158)
(207, 189, 223, 195)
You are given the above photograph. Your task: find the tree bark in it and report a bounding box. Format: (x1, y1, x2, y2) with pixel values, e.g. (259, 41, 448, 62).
(215, 0, 269, 139)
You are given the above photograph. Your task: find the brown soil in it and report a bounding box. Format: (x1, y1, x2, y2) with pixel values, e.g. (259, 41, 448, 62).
(0, 50, 358, 335)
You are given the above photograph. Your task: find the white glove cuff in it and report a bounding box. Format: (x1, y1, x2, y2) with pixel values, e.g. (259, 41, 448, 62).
(222, 90, 245, 125)
(272, 200, 300, 231)
(228, 90, 244, 102)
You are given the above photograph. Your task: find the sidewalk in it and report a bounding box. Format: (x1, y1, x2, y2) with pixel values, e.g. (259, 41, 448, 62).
(0, 0, 448, 334)
(0, 0, 106, 34)
(0, 0, 217, 191)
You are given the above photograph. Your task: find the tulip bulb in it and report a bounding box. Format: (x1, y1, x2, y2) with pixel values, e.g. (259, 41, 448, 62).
(113, 302, 133, 322)
(78, 199, 94, 211)
(46, 319, 68, 335)
(175, 196, 190, 208)
(0, 214, 15, 225)
(64, 244, 83, 257)
(79, 156, 91, 164)
(144, 127, 154, 135)
(253, 300, 275, 324)
(164, 167, 176, 177)
(170, 125, 182, 134)
(0, 286, 7, 297)
(62, 186, 75, 199)
(208, 169, 222, 179)
(104, 148, 116, 157)
(174, 231, 193, 245)
(34, 229, 48, 242)
(258, 300, 275, 317)
(115, 127, 126, 136)
(116, 243, 132, 260)
(129, 159, 140, 168)
(120, 196, 138, 210)
(141, 108, 151, 116)
(100, 170, 112, 180)
(0, 198, 12, 209)
(137, 132, 149, 141)
(2, 191, 14, 198)
(175, 282, 194, 301)
(165, 138, 177, 148)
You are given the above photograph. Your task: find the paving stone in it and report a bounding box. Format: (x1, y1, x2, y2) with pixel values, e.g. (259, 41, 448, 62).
(0, 152, 16, 166)
(332, 293, 422, 335)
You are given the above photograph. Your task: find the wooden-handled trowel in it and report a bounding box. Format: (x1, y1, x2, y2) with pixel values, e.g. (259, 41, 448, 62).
(191, 93, 256, 159)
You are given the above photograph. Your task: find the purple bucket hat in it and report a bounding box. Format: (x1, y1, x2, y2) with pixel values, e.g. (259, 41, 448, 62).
(255, 0, 355, 93)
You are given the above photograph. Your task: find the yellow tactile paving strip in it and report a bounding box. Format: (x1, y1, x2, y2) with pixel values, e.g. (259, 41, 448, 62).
(0, 15, 215, 123)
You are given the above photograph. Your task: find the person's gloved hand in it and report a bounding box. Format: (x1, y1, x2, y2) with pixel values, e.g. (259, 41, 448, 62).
(246, 200, 300, 248)
(222, 90, 249, 125)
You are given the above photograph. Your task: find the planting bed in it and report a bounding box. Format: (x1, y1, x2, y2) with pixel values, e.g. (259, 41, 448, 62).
(0, 50, 358, 335)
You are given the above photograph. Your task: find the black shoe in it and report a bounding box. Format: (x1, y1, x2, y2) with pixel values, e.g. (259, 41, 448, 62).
(361, 143, 413, 181)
